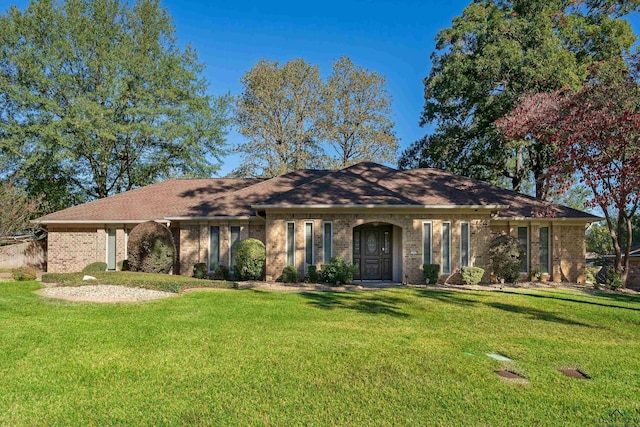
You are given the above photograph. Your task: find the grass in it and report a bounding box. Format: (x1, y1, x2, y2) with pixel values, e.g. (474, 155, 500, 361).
(1, 282, 639, 426)
(41, 271, 233, 293)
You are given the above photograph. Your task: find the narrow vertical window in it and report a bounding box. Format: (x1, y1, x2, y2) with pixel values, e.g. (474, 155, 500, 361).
(286, 222, 295, 266)
(305, 222, 314, 270)
(518, 226, 528, 273)
(422, 222, 432, 265)
(460, 222, 470, 267)
(442, 222, 451, 274)
(209, 226, 220, 271)
(539, 227, 550, 274)
(230, 226, 241, 271)
(323, 222, 333, 263)
(106, 228, 116, 271)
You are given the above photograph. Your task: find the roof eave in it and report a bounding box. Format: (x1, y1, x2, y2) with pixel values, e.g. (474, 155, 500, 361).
(33, 219, 169, 225)
(251, 203, 509, 210)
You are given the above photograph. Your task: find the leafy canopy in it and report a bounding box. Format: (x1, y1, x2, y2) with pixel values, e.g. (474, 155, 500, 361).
(0, 0, 228, 208)
(399, 0, 638, 198)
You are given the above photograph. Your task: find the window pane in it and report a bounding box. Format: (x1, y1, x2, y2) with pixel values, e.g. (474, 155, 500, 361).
(539, 227, 550, 274)
(423, 223, 432, 265)
(323, 222, 332, 262)
(460, 223, 469, 267)
(209, 226, 220, 271)
(230, 226, 241, 270)
(353, 231, 360, 255)
(305, 223, 313, 267)
(286, 223, 295, 266)
(518, 227, 528, 273)
(442, 223, 451, 274)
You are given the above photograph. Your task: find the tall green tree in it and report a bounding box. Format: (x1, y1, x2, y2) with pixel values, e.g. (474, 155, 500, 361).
(233, 58, 323, 178)
(399, 0, 638, 199)
(0, 0, 228, 207)
(319, 56, 398, 168)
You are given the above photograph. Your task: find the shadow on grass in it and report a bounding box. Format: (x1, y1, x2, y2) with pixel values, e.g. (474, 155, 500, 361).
(299, 291, 409, 318)
(413, 288, 601, 328)
(499, 290, 640, 312)
(486, 302, 594, 327)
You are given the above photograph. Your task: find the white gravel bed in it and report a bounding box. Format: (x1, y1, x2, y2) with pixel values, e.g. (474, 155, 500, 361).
(38, 285, 175, 303)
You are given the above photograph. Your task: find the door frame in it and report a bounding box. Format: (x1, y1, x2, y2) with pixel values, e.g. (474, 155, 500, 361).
(353, 224, 393, 281)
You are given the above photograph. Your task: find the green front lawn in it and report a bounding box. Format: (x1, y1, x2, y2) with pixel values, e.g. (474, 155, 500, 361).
(1, 282, 639, 426)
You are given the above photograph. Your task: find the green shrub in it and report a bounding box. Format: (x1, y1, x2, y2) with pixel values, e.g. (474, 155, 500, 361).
(607, 270, 623, 290)
(127, 221, 176, 274)
(232, 238, 266, 280)
(12, 267, 37, 281)
(307, 265, 319, 283)
(461, 266, 484, 285)
(193, 262, 208, 279)
(282, 265, 298, 283)
(319, 257, 357, 285)
(529, 269, 541, 282)
(488, 234, 522, 283)
(117, 260, 129, 271)
(211, 265, 230, 281)
(423, 264, 440, 285)
(82, 262, 107, 273)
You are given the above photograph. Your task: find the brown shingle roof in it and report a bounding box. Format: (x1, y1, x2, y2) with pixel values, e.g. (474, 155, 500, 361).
(36, 162, 598, 223)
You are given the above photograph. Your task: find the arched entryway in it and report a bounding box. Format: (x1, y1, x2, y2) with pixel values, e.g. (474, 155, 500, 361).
(353, 223, 394, 281)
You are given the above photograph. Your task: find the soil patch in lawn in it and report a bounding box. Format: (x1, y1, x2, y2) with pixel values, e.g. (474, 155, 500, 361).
(558, 367, 591, 379)
(38, 285, 175, 303)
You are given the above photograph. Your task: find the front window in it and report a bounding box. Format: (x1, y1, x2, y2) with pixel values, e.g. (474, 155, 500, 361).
(305, 222, 314, 270)
(423, 222, 432, 265)
(460, 222, 470, 267)
(442, 222, 451, 274)
(539, 227, 550, 274)
(230, 226, 241, 271)
(323, 222, 333, 263)
(518, 226, 528, 273)
(209, 226, 220, 271)
(286, 222, 295, 266)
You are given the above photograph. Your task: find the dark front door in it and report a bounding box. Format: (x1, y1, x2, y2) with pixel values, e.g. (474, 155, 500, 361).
(353, 225, 392, 281)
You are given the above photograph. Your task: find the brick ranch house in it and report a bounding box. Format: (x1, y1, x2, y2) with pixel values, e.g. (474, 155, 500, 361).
(35, 162, 598, 284)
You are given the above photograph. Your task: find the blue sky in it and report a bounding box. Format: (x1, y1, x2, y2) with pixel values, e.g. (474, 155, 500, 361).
(6, 1, 640, 176)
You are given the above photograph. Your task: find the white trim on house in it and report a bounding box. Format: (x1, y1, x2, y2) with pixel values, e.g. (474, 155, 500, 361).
(208, 225, 220, 272)
(164, 216, 252, 221)
(422, 221, 432, 266)
(124, 228, 129, 260)
(229, 225, 241, 272)
(33, 219, 169, 225)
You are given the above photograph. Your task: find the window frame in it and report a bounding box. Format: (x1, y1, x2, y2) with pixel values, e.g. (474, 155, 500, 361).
(460, 221, 470, 268)
(286, 221, 296, 267)
(323, 221, 333, 263)
(517, 226, 529, 274)
(441, 222, 451, 274)
(539, 226, 551, 274)
(304, 221, 314, 272)
(422, 221, 433, 266)
(209, 225, 220, 272)
(229, 225, 241, 272)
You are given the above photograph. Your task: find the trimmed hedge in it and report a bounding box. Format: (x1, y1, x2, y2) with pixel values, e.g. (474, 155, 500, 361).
(211, 265, 230, 281)
(82, 262, 107, 273)
(193, 262, 208, 279)
(319, 257, 357, 285)
(127, 221, 176, 274)
(282, 266, 298, 283)
(461, 266, 485, 285)
(307, 265, 319, 283)
(232, 238, 266, 280)
(423, 264, 440, 285)
(488, 234, 522, 283)
(12, 267, 37, 281)
(41, 271, 233, 293)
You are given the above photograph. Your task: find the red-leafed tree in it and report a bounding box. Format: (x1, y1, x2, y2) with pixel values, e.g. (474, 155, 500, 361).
(497, 59, 640, 286)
